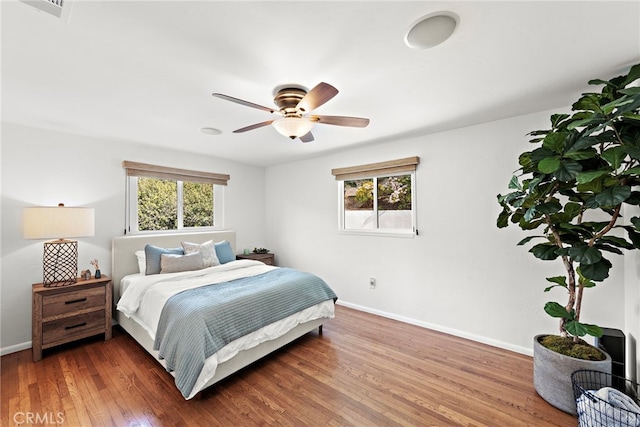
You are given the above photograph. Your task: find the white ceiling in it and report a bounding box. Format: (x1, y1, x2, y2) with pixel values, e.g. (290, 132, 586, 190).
(2, 1, 639, 167)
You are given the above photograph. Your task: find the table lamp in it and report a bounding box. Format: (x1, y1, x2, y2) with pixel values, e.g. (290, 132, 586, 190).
(23, 203, 95, 287)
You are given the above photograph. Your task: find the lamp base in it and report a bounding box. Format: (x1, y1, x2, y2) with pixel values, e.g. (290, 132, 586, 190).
(43, 239, 78, 287)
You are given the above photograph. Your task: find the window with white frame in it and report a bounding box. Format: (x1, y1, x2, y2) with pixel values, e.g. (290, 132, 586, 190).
(331, 157, 419, 237)
(123, 161, 229, 233)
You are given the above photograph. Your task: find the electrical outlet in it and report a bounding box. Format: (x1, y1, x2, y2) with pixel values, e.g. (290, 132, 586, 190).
(369, 277, 376, 289)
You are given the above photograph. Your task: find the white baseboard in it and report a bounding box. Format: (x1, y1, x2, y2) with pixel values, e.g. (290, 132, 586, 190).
(1, 341, 31, 356)
(336, 300, 533, 357)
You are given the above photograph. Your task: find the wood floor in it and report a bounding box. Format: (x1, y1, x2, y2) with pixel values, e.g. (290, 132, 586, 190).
(2, 305, 576, 426)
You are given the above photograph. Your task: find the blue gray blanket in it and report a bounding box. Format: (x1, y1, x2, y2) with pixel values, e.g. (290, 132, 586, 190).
(153, 268, 337, 398)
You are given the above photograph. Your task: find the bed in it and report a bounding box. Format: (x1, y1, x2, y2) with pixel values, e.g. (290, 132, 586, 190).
(111, 230, 336, 399)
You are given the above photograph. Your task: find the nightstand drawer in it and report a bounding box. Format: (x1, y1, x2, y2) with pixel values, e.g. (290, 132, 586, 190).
(42, 286, 105, 318)
(42, 310, 105, 346)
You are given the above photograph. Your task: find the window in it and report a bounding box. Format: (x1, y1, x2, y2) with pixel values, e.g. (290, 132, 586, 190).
(332, 157, 418, 237)
(123, 161, 229, 233)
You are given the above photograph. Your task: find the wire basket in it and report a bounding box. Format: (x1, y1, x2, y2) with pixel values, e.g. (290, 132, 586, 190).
(572, 370, 640, 427)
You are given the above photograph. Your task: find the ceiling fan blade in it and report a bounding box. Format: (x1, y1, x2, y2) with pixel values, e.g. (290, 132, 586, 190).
(212, 93, 276, 114)
(309, 115, 370, 128)
(299, 132, 314, 143)
(297, 82, 338, 113)
(233, 120, 274, 133)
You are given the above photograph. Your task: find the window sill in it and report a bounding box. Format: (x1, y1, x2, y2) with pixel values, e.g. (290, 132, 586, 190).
(338, 229, 416, 238)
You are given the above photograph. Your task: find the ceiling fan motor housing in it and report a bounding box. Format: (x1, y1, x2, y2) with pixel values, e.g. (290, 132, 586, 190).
(274, 87, 307, 116)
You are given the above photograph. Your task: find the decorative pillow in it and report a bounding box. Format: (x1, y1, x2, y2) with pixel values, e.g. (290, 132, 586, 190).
(160, 252, 204, 274)
(135, 250, 146, 275)
(181, 240, 220, 267)
(145, 245, 184, 275)
(215, 240, 235, 264)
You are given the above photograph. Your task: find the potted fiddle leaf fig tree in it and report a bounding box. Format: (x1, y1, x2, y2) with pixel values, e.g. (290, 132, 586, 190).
(497, 63, 640, 414)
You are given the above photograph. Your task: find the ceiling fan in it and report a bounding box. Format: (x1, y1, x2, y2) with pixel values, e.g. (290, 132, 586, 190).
(212, 82, 370, 143)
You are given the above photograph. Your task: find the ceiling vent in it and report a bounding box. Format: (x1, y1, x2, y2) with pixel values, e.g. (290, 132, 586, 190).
(20, 0, 72, 20)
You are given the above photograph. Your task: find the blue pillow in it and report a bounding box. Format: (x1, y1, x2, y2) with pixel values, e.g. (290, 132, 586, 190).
(145, 244, 184, 275)
(215, 240, 235, 264)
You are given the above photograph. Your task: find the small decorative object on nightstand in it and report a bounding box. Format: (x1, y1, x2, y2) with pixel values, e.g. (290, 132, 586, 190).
(90, 258, 101, 278)
(236, 252, 275, 266)
(32, 275, 112, 361)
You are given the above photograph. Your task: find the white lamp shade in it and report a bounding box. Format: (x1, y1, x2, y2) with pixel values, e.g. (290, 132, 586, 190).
(272, 117, 314, 138)
(23, 206, 95, 240)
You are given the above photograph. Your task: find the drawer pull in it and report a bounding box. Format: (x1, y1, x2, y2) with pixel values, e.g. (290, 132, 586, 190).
(65, 322, 87, 330)
(65, 298, 87, 305)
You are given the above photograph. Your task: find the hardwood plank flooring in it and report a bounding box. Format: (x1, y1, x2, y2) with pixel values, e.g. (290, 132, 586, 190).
(2, 305, 575, 426)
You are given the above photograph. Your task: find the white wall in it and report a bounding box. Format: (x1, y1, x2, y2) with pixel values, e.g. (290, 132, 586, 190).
(265, 109, 630, 355)
(0, 122, 266, 353)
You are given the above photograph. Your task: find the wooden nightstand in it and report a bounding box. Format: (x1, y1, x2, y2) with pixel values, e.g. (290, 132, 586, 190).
(32, 276, 112, 361)
(236, 252, 275, 266)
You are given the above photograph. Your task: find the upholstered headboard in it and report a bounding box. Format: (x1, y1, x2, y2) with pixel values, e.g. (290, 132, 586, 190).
(111, 230, 236, 299)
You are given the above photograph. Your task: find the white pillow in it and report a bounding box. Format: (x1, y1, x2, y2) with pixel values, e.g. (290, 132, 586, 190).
(181, 240, 220, 267)
(135, 250, 146, 275)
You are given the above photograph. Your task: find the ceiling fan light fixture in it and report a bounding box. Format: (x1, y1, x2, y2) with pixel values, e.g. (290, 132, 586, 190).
(272, 117, 314, 139)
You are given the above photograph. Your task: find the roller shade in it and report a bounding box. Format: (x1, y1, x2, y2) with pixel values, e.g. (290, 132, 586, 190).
(331, 156, 419, 181)
(122, 161, 230, 186)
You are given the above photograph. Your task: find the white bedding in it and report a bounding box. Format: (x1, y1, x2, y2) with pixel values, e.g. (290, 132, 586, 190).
(116, 259, 335, 399)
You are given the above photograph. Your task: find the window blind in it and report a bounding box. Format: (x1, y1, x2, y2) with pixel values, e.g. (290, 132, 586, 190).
(330, 156, 420, 181)
(122, 161, 230, 186)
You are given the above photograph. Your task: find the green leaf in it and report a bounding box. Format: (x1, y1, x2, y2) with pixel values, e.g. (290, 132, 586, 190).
(550, 114, 570, 127)
(625, 227, 640, 248)
(544, 302, 573, 319)
(555, 160, 582, 182)
(569, 245, 602, 265)
(601, 97, 634, 115)
(598, 235, 635, 250)
(580, 257, 612, 281)
(517, 236, 543, 246)
(566, 321, 603, 338)
(530, 243, 559, 260)
(576, 170, 610, 185)
(508, 175, 522, 190)
(543, 132, 566, 153)
(625, 192, 640, 206)
(587, 78, 610, 87)
(622, 167, 640, 176)
(530, 147, 555, 163)
(563, 202, 582, 220)
(497, 209, 510, 228)
(524, 206, 537, 222)
(594, 185, 631, 207)
(602, 146, 627, 169)
(577, 179, 603, 194)
(536, 201, 562, 214)
(622, 146, 640, 161)
(545, 276, 567, 287)
(538, 156, 561, 173)
(623, 63, 640, 86)
(632, 217, 640, 230)
(565, 321, 588, 337)
(564, 149, 597, 161)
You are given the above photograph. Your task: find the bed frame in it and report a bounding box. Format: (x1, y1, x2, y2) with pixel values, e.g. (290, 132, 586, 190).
(111, 230, 325, 398)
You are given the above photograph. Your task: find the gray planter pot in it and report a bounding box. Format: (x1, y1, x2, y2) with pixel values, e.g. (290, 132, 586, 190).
(533, 334, 612, 415)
